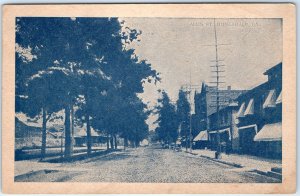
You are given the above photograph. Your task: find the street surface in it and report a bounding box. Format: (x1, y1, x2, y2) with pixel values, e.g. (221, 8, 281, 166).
(15, 144, 280, 183)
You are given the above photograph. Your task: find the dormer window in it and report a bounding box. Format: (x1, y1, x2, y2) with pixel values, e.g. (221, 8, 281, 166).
(263, 89, 276, 108)
(237, 102, 246, 118)
(244, 98, 254, 116)
(276, 91, 282, 104)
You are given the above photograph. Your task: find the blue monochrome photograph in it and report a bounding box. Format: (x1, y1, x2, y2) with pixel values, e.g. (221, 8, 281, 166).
(14, 17, 282, 183)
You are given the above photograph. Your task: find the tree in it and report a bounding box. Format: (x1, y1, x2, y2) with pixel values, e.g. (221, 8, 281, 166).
(122, 96, 150, 147)
(90, 88, 150, 149)
(16, 17, 159, 158)
(16, 18, 114, 157)
(77, 18, 158, 151)
(155, 91, 179, 144)
(16, 68, 73, 158)
(16, 18, 83, 158)
(176, 88, 191, 147)
(70, 18, 157, 153)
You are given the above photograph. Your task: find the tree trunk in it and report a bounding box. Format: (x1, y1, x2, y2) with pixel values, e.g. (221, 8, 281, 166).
(106, 133, 110, 150)
(123, 138, 126, 150)
(131, 140, 135, 148)
(41, 107, 47, 159)
(185, 126, 188, 151)
(135, 140, 139, 148)
(86, 113, 92, 155)
(113, 134, 117, 149)
(125, 136, 128, 147)
(133, 138, 136, 148)
(110, 134, 114, 149)
(71, 106, 75, 152)
(124, 136, 128, 150)
(64, 105, 72, 159)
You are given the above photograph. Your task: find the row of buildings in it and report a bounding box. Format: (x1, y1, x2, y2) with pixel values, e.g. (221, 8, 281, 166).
(191, 62, 282, 159)
(15, 117, 108, 150)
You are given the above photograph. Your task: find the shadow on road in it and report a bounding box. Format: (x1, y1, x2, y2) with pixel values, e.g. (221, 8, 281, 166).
(83, 152, 134, 163)
(15, 169, 84, 182)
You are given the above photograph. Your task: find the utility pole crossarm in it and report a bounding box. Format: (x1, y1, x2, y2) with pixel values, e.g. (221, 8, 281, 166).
(210, 59, 224, 62)
(210, 65, 226, 67)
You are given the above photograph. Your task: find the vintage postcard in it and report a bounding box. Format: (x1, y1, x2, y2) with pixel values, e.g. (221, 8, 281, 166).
(2, 3, 296, 194)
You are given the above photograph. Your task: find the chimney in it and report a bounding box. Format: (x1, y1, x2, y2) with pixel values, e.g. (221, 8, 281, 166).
(227, 86, 231, 90)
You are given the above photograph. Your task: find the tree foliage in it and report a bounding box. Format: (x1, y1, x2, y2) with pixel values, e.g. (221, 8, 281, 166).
(16, 17, 158, 158)
(155, 91, 178, 144)
(176, 88, 191, 140)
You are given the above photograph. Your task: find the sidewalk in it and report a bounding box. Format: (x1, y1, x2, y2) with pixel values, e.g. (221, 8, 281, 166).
(15, 149, 123, 176)
(192, 149, 282, 173)
(16, 146, 108, 161)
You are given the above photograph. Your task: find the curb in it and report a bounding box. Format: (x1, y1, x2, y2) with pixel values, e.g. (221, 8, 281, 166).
(198, 154, 282, 181)
(250, 169, 282, 180)
(184, 151, 198, 156)
(16, 148, 105, 161)
(40, 149, 120, 163)
(199, 155, 243, 168)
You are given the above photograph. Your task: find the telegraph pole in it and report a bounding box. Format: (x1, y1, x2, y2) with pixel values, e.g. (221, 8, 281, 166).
(208, 19, 227, 159)
(188, 70, 193, 153)
(214, 18, 222, 158)
(182, 84, 191, 152)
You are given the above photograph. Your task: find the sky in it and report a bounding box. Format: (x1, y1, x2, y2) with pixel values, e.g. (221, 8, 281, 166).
(121, 18, 282, 130)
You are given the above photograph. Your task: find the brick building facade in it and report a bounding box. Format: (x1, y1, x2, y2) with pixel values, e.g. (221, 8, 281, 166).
(193, 82, 246, 149)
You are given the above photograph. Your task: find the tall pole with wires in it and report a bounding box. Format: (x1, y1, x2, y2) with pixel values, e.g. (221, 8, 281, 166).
(182, 83, 191, 152)
(209, 18, 226, 159)
(189, 69, 193, 153)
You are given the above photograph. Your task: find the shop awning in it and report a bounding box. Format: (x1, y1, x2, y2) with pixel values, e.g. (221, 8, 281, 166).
(263, 89, 276, 108)
(237, 102, 246, 118)
(276, 91, 282, 104)
(238, 124, 257, 132)
(209, 128, 231, 140)
(244, 98, 254, 115)
(254, 122, 282, 142)
(193, 130, 208, 141)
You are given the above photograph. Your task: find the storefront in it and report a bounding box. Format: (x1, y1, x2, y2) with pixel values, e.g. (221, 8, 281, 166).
(193, 130, 209, 149)
(254, 122, 282, 159)
(209, 128, 231, 152)
(238, 124, 257, 155)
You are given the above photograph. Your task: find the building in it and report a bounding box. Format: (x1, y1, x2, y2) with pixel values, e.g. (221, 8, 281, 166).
(235, 62, 282, 158)
(193, 130, 209, 149)
(73, 126, 107, 147)
(15, 113, 108, 149)
(207, 101, 240, 153)
(193, 82, 246, 149)
(15, 117, 63, 150)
